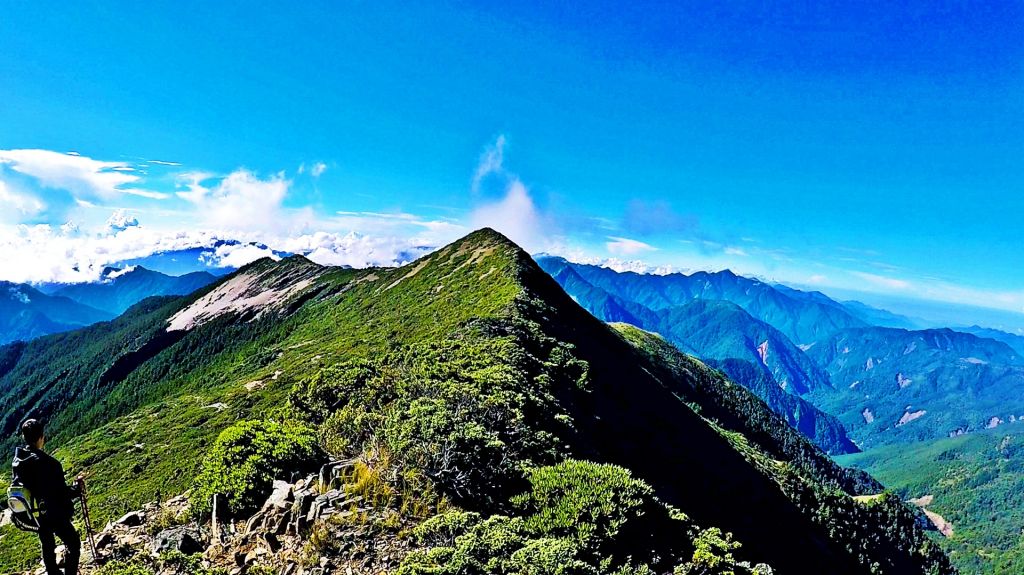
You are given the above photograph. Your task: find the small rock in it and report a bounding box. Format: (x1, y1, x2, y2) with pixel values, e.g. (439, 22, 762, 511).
(263, 532, 282, 553)
(94, 531, 116, 550)
(115, 510, 146, 527)
(245, 511, 267, 536)
(151, 526, 205, 556)
(263, 480, 294, 511)
(270, 511, 290, 535)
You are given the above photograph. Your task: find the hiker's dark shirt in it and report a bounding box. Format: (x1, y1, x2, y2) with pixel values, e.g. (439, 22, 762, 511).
(11, 446, 78, 520)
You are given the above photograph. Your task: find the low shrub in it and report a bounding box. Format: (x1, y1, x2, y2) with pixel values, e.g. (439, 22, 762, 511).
(190, 419, 326, 517)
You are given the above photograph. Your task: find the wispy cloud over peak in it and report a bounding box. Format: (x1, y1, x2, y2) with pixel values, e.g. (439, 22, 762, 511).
(606, 236, 657, 256)
(852, 271, 912, 290)
(468, 136, 550, 252)
(176, 169, 307, 233)
(471, 134, 506, 194)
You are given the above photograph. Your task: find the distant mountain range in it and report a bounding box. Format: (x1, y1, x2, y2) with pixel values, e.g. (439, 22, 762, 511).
(0, 283, 114, 345)
(51, 266, 218, 315)
(806, 327, 1024, 447)
(539, 256, 856, 454)
(557, 260, 868, 344)
(538, 256, 1024, 452)
(0, 267, 218, 345)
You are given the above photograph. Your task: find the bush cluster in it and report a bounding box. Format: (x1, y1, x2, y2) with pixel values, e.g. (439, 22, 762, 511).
(191, 419, 326, 517)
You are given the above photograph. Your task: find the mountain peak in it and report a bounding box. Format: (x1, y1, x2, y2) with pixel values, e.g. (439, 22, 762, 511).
(433, 228, 536, 272)
(460, 227, 523, 252)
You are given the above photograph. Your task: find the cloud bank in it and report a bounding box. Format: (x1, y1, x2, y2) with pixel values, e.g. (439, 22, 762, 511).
(1, 144, 1022, 321)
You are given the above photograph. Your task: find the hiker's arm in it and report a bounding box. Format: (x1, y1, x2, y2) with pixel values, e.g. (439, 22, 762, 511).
(66, 473, 84, 499)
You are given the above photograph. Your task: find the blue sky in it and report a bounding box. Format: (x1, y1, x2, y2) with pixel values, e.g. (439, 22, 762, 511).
(1, 1, 1023, 323)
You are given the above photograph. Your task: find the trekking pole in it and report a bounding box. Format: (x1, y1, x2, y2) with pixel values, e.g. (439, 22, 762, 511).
(79, 479, 99, 565)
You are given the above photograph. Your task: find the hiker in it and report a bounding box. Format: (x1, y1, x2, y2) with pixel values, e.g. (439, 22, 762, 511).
(11, 419, 83, 575)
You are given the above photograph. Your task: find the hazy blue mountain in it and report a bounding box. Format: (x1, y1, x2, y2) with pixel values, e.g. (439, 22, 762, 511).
(840, 300, 922, 329)
(958, 325, 1024, 356)
(808, 326, 1024, 448)
(52, 266, 218, 315)
(537, 256, 866, 344)
(542, 258, 858, 454)
(656, 299, 833, 395)
(541, 256, 1024, 455)
(0, 282, 114, 345)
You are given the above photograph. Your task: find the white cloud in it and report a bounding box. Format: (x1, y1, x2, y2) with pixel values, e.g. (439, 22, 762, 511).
(7, 286, 30, 304)
(278, 231, 433, 268)
(176, 169, 310, 233)
(0, 220, 447, 284)
(199, 242, 280, 269)
(105, 265, 137, 281)
(0, 180, 46, 221)
(333, 211, 464, 237)
(470, 179, 544, 251)
(105, 209, 140, 233)
(467, 135, 551, 252)
(311, 162, 327, 178)
(0, 149, 167, 199)
(148, 159, 182, 166)
(174, 171, 216, 203)
(472, 134, 506, 193)
(724, 246, 749, 257)
(851, 271, 912, 290)
(591, 258, 679, 275)
(606, 236, 657, 256)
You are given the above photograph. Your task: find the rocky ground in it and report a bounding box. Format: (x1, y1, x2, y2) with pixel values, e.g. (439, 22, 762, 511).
(23, 460, 414, 575)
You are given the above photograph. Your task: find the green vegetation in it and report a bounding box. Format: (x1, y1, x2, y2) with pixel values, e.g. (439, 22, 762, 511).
(91, 552, 228, 575)
(397, 461, 758, 575)
(613, 324, 879, 496)
(840, 429, 1024, 574)
(0, 229, 953, 574)
(96, 560, 154, 575)
(191, 419, 325, 517)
